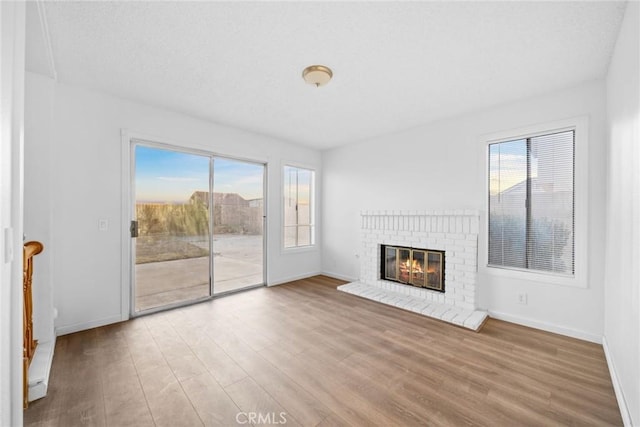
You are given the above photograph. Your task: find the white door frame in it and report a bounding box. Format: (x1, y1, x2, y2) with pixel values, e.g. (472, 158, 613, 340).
(0, 1, 26, 424)
(120, 130, 267, 319)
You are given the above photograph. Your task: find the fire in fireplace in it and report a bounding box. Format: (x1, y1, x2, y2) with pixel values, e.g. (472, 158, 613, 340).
(381, 245, 445, 292)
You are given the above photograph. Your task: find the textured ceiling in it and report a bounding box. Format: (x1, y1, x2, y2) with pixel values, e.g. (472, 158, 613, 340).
(26, 1, 626, 150)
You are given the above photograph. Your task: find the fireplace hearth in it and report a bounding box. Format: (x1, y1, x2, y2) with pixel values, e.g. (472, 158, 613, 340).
(381, 245, 445, 292)
(338, 210, 488, 331)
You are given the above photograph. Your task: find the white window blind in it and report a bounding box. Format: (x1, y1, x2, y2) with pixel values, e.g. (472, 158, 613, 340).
(283, 166, 315, 248)
(488, 130, 574, 275)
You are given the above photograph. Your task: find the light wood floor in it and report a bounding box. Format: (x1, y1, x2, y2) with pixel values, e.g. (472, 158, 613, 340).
(25, 275, 622, 426)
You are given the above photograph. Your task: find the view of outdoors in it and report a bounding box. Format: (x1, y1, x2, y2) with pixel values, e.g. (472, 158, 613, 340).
(212, 157, 264, 295)
(283, 166, 314, 248)
(488, 131, 574, 274)
(134, 145, 264, 312)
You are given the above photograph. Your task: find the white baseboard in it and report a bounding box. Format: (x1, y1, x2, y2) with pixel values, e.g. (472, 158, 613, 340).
(488, 310, 602, 344)
(55, 314, 124, 336)
(320, 271, 358, 282)
(267, 271, 322, 287)
(28, 337, 55, 403)
(602, 336, 633, 426)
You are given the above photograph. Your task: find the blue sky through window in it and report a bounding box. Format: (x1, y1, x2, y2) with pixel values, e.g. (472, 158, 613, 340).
(489, 139, 538, 195)
(135, 145, 263, 203)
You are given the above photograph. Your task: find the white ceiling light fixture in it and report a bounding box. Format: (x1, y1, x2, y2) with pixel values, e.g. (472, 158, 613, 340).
(302, 65, 333, 87)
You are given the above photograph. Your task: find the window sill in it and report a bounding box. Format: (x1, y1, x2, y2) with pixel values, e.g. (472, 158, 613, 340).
(484, 265, 587, 289)
(282, 245, 318, 255)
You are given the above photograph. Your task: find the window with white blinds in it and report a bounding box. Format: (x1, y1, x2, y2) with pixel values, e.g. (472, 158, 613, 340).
(488, 130, 575, 275)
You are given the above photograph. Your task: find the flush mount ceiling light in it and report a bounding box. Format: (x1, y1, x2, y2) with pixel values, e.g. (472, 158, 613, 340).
(302, 65, 333, 87)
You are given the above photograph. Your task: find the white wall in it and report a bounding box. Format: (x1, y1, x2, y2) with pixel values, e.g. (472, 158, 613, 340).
(24, 74, 322, 335)
(0, 1, 26, 424)
(24, 72, 55, 344)
(604, 2, 639, 425)
(323, 80, 607, 342)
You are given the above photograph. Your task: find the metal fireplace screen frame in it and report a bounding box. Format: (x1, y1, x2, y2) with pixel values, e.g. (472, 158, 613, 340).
(380, 245, 445, 292)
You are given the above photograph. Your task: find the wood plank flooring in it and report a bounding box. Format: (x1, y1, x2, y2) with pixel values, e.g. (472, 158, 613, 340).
(24, 275, 622, 426)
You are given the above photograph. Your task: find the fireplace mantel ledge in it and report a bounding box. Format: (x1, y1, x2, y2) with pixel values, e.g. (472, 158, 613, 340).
(360, 209, 480, 217)
(337, 282, 488, 332)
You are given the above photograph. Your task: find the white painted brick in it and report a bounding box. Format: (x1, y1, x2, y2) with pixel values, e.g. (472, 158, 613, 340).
(463, 311, 488, 330)
(398, 298, 413, 309)
(432, 305, 452, 319)
(446, 233, 465, 240)
(454, 217, 462, 232)
(462, 218, 470, 234)
(421, 304, 436, 315)
(461, 277, 475, 285)
(441, 309, 462, 322)
(358, 211, 478, 312)
(447, 256, 463, 265)
(458, 301, 475, 311)
(470, 217, 480, 234)
(451, 311, 471, 325)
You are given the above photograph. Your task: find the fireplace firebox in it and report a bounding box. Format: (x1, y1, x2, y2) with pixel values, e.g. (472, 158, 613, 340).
(381, 245, 445, 292)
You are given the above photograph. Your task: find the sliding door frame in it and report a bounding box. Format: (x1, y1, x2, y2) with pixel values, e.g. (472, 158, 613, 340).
(120, 130, 267, 319)
(129, 139, 214, 317)
(211, 156, 267, 297)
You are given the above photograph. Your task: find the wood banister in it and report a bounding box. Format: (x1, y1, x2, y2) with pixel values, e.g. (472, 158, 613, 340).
(23, 241, 43, 409)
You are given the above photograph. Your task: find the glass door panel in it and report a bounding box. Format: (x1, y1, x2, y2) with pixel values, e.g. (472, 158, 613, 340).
(212, 157, 264, 294)
(410, 250, 426, 287)
(133, 144, 211, 313)
(398, 248, 411, 283)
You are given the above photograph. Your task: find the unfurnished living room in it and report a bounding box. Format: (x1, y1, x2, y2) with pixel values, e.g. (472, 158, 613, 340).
(1, 1, 638, 426)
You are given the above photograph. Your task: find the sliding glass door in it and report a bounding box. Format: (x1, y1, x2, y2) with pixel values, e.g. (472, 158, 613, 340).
(132, 145, 211, 312)
(212, 157, 264, 294)
(131, 142, 265, 314)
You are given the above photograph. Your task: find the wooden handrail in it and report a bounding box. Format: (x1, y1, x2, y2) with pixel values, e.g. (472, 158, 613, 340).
(23, 241, 43, 409)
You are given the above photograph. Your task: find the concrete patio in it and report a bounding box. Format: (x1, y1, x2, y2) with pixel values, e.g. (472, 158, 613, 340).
(135, 234, 263, 311)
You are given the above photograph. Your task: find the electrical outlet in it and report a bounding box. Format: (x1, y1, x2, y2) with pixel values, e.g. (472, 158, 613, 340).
(517, 293, 528, 305)
(98, 219, 108, 231)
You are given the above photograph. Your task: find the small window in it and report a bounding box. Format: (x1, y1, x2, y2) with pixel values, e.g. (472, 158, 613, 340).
(283, 165, 315, 248)
(488, 130, 575, 276)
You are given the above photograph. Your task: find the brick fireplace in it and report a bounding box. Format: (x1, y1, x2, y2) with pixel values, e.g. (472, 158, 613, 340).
(338, 210, 488, 330)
